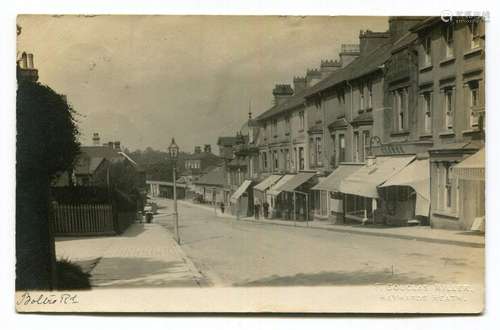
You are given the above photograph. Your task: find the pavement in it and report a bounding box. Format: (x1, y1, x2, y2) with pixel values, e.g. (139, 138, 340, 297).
(179, 200, 485, 248)
(156, 198, 484, 287)
(55, 222, 206, 288)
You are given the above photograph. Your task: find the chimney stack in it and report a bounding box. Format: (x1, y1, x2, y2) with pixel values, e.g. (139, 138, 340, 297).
(92, 133, 100, 146)
(319, 59, 341, 78)
(339, 44, 360, 68)
(107, 141, 114, 149)
(359, 30, 391, 56)
(204, 144, 212, 153)
(389, 16, 426, 42)
(114, 141, 121, 151)
(305, 69, 322, 87)
(194, 146, 202, 154)
(293, 77, 307, 93)
(272, 84, 294, 105)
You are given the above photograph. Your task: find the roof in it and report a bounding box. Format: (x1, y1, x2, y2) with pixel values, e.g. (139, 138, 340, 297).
(304, 41, 392, 99)
(74, 156, 106, 175)
(217, 136, 239, 146)
(80, 146, 123, 160)
(311, 164, 364, 191)
(339, 155, 415, 198)
(184, 151, 220, 161)
(409, 17, 441, 33)
(194, 166, 226, 186)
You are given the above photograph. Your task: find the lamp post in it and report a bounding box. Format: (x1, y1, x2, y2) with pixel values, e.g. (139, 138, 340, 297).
(168, 138, 180, 244)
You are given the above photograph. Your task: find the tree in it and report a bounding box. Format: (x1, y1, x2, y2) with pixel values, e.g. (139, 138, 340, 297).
(16, 80, 80, 290)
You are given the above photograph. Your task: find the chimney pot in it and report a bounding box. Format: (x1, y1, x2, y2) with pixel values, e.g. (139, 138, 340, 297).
(92, 133, 100, 146)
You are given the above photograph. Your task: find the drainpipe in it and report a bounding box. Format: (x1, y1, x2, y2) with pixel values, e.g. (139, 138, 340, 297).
(346, 80, 354, 123)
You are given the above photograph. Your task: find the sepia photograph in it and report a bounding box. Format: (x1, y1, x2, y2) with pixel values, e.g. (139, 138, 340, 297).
(14, 13, 486, 313)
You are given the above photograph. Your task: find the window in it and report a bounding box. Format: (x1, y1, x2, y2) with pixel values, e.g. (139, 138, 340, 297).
(263, 123, 268, 140)
(285, 116, 291, 134)
(367, 82, 373, 109)
(332, 134, 337, 166)
(339, 134, 346, 162)
(299, 111, 305, 130)
(423, 35, 432, 66)
(444, 164, 452, 210)
(337, 90, 345, 105)
(422, 92, 432, 134)
(262, 152, 268, 170)
(293, 147, 298, 170)
(310, 138, 316, 165)
(362, 131, 370, 162)
(444, 24, 454, 58)
(469, 81, 480, 128)
(359, 82, 365, 110)
(298, 147, 305, 170)
(273, 150, 278, 170)
(469, 21, 481, 49)
(395, 88, 408, 131)
(354, 132, 360, 162)
(284, 148, 290, 170)
(272, 119, 278, 137)
(444, 88, 454, 130)
(316, 137, 322, 166)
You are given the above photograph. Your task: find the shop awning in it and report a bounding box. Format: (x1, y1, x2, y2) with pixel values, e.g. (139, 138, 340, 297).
(253, 175, 283, 192)
(453, 148, 485, 181)
(230, 180, 252, 203)
(311, 164, 364, 191)
(380, 159, 430, 217)
(281, 172, 317, 192)
(339, 156, 415, 199)
(267, 175, 295, 196)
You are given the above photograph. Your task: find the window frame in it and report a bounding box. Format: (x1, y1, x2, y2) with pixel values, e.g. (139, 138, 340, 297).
(443, 23, 454, 58)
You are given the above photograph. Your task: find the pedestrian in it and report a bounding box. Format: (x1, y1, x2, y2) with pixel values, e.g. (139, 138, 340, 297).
(254, 202, 260, 220)
(263, 201, 269, 218)
(220, 202, 225, 214)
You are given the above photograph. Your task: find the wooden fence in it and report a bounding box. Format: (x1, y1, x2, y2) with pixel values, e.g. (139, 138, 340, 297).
(52, 203, 115, 236)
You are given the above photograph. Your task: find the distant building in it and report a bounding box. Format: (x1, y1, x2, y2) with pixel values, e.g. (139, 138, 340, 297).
(183, 144, 221, 177)
(217, 137, 239, 159)
(17, 52, 39, 83)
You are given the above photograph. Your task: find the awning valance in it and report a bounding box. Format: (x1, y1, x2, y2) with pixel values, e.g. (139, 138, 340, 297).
(339, 156, 415, 199)
(380, 159, 430, 217)
(281, 172, 317, 192)
(453, 148, 485, 181)
(267, 175, 295, 196)
(253, 175, 282, 192)
(311, 164, 364, 191)
(230, 180, 252, 203)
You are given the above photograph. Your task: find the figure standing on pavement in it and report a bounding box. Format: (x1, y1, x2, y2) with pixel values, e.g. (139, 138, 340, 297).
(263, 201, 269, 218)
(220, 202, 225, 214)
(254, 202, 260, 219)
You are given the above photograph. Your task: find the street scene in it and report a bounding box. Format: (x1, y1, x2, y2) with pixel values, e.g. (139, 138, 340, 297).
(15, 15, 485, 313)
(56, 197, 483, 288)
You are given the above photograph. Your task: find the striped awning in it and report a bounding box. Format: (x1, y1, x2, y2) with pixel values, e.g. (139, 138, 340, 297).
(253, 175, 282, 192)
(230, 180, 252, 203)
(453, 148, 485, 181)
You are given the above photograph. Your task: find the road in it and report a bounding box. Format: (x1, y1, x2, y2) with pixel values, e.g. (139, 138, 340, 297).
(153, 198, 484, 287)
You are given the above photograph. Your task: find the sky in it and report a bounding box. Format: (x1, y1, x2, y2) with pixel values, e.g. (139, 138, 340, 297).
(17, 15, 388, 153)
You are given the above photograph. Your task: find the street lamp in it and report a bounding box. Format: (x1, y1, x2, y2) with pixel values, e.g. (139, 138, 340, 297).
(168, 138, 180, 244)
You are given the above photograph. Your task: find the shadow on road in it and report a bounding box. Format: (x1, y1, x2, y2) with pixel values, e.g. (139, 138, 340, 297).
(234, 270, 436, 287)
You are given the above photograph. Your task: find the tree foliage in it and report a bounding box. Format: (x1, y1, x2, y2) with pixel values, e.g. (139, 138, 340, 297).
(17, 81, 81, 179)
